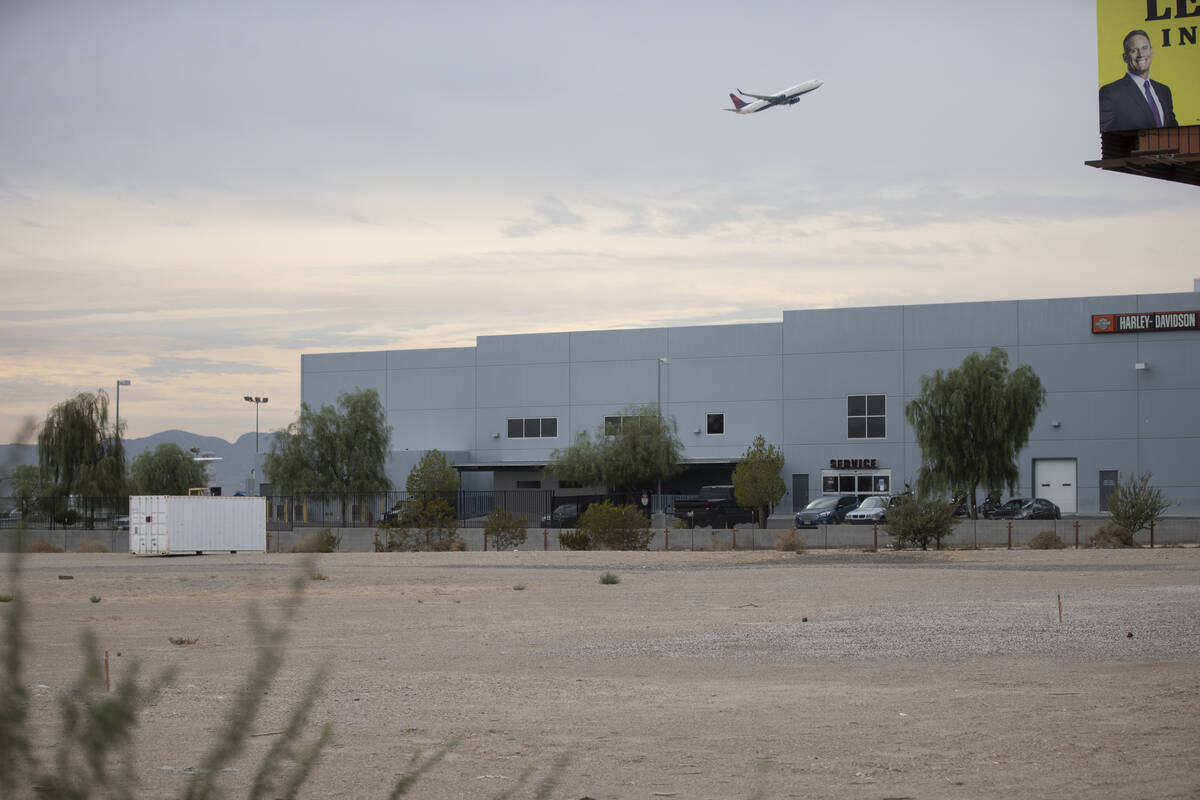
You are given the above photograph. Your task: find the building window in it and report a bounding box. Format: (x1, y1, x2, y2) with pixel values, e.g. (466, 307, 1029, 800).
(847, 395, 885, 439)
(507, 417, 558, 438)
(706, 413, 725, 435)
(605, 415, 643, 436)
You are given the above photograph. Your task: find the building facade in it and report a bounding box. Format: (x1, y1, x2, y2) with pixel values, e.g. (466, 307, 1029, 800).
(301, 289, 1200, 516)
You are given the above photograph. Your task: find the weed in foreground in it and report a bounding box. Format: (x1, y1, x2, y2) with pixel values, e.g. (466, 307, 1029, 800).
(599, 572, 621, 585)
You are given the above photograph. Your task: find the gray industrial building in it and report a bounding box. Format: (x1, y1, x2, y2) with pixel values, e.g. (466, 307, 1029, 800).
(301, 287, 1200, 517)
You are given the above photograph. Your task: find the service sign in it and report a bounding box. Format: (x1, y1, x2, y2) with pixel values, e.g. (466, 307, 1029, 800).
(1096, 1, 1199, 133)
(1092, 310, 1200, 333)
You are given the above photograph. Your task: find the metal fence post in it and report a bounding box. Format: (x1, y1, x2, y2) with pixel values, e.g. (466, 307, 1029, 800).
(1074, 520, 1079, 549)
(1007, 521, 1012, 550)
(1150, 521, 1155, 549)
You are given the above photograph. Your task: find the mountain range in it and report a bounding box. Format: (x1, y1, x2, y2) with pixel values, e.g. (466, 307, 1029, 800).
(0, 431, 276, 496)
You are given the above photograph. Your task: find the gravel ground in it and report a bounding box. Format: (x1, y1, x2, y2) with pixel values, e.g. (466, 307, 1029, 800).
(8, 547, 1200, 799)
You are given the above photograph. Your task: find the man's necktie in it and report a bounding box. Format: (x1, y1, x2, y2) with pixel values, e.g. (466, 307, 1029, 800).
(1144, 80, 1162, 126)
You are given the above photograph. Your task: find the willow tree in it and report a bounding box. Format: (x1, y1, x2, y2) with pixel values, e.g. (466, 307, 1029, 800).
(131, 443, 210, 495)
(905, 347, 1045, 519)
(263, 389, 392, 523)
(37, 390, 127, 500)
(546, 403, 682, 492)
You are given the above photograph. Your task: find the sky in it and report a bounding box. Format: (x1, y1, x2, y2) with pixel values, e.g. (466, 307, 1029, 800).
(2, 0, 1197, 445)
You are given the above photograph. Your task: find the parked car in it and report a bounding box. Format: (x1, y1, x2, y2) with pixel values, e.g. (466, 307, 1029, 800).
(114, 515, 130, 531)
(795, 495, 859, 528)
(672, 485, 758, 528)
(843, 495, 900, 525)
(540, 503, 583, 528)
(1012, 498, 1061, 520)
(988, 498, 1032, 519)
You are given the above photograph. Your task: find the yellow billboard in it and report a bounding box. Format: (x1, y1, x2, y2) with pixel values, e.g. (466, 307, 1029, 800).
(1097, 0, 1199, 132)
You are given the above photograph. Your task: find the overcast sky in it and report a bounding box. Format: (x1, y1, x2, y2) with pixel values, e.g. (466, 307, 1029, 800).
(2, 0, 1197, 444)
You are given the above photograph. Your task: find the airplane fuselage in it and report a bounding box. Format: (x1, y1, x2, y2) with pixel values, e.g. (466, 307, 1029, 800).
(728, 79, 823, 114)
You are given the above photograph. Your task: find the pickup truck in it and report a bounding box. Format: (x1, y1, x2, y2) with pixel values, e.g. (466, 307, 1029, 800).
(672, 485, 758, 529)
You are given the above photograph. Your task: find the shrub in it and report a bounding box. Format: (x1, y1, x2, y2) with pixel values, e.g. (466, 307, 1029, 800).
(0, 593, 13, 602)
(774, 530, 805, 552)
(576, 501, 652, 551)
(599, 571, 621, 585)
(290, 528, 341, 553)
(1088, 522, 1138, 549)
(75, 539, 110, 554)
(557, 530, 590, 551)
(483, 509, 528, 550)
(1107, 471, 1170, 534)
(884, 495, 957, 550)
(27, 539, 65, 553)
(1028, 530, 1067, 550)
(89, 595, 101, 603)
(706, 535, 733, 551)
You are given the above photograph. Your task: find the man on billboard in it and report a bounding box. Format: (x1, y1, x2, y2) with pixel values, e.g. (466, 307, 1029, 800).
(1099, 29, 1177, 132)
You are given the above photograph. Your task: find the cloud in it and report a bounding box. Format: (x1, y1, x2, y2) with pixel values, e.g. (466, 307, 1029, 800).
(145, 357, 287, 378)
(502, 196, 585, 237)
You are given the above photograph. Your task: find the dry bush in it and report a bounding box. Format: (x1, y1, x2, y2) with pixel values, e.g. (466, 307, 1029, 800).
(1028, 530, 1067, 550)
(289, 528, 341, 553)
(27, 540, 65, 553)
(706, 535, 733, 551)
(1088, 523, 1138, 549)
(774, 530, 805, 552)
(75, 539, 110, 554)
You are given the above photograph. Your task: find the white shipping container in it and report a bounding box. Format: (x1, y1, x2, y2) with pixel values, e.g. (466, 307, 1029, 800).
(129, 495, 267, 555)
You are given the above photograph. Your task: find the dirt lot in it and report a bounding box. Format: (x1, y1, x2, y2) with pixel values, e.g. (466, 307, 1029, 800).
(9, 548, 1200, 799)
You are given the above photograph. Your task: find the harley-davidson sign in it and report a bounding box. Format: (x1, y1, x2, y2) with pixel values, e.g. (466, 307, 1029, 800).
(1092, 311, 1199, 334)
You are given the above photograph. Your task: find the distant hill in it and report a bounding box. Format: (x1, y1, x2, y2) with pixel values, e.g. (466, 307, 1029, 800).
(0, 431, 277, 496)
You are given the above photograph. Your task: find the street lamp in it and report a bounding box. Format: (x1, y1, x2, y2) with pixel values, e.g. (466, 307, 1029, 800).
(656, 357, 669, 507)
(243, 396, 268, 453)
(115, 380, 131, 443)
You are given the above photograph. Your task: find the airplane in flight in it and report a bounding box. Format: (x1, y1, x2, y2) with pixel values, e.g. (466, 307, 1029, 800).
(726, 79, 823, 114)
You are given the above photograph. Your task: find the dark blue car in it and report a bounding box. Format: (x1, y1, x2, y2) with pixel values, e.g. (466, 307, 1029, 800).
(795, 495, 859, 528)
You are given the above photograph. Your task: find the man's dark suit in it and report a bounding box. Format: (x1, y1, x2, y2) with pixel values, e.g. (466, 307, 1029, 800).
(1099, 74, 1178, 132)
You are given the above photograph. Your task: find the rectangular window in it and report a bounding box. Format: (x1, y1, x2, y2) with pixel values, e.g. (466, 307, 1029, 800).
(516, 480, 541, 489)
(706, 413, 725, 435)
(507, 417, 558, 439)
(847, 395, 886, 439)
(604, 415, 640, 436)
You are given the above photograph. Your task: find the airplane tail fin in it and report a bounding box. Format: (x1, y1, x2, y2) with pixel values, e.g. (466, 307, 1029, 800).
(728, 93, 747, 111)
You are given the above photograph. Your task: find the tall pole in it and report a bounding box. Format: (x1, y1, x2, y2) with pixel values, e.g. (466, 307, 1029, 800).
(244, 396, 269, 453)
(115, 380, 131, 444)
(656, 357, 669, 505)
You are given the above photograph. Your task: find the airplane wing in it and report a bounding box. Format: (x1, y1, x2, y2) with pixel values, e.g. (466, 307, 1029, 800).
(735, 89, 784, 102)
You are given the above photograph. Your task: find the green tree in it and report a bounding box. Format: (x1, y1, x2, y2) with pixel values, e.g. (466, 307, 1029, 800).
(130, 444, 209, 495)
(546, 403, 682, 491)
(884, 494, 958, 550)
(37, 391, 128, 508)
(732, 435, 786, 528)
(905, 348, 1045, 519)
(381, 450, 462, 550)
(263, 389, 391, 524)
(1107, 471, 1170, 535)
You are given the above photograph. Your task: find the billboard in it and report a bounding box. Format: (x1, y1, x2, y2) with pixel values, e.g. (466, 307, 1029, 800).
(1097, 1, 1199, 133)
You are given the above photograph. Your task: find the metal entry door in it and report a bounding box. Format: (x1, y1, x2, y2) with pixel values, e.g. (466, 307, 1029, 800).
(792, 474, 809, 512)
(1099, 470, 1118, 512)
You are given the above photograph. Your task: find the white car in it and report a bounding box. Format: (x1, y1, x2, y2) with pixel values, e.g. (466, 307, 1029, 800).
(844, 495, 893, 525)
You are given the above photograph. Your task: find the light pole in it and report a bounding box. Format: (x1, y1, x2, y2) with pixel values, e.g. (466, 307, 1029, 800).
(244, 396, 268, 453)
(656, 357, 669, 507)
(115, 380, 131, 443)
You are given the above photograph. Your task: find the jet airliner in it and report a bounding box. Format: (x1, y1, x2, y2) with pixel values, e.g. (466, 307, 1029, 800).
(726, 79, 823, 114)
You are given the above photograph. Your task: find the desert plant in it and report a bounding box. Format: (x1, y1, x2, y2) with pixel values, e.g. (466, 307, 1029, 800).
(1088, 522, 1138, 549)
(290, 528, 341, 553)
(557, 530, 590, 551)
(75, 539, 110, 554)
(576, 501, 652, 550)
(1028, 530, 1067, 550)
(483, 509, 528, 550)
(884, 494, 958, 550)
(512, 584, 526, 591)
(1107, 471, 1170, 535)
(0, 594, 12, 602)
(89, 595, 101, 603)
(773, 530, 805, 552)
(310, 570, 328, 581)
(599, 571, 621, 585)
(26, 540, 64, 554)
